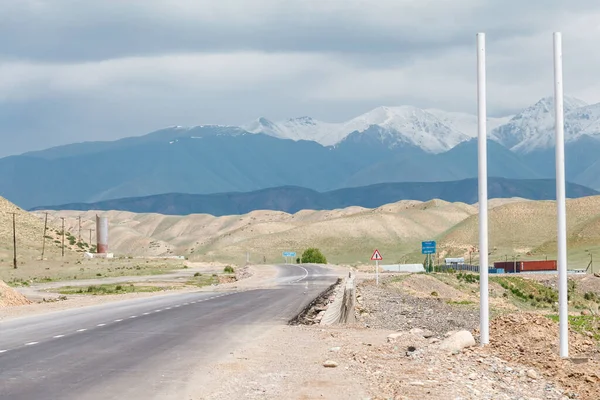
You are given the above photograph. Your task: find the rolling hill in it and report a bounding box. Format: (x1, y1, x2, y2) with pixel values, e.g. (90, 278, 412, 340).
(39, 195, 600, 268)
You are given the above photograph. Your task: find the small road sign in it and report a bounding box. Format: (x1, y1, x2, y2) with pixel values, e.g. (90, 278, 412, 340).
(422, 241, 436, 255)
(371, 249, 383, 261)
(283, 251, 296, 257)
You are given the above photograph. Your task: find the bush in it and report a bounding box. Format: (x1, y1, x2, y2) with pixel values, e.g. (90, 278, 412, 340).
(223, 266, 234, 273)
(301, 248, 327, 264)
(194, 272, 201, 277)
(431, 291, 439, 297)
(296, 257, 300, 264)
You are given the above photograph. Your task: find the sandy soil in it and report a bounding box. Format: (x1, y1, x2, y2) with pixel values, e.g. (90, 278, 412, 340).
(0, 280, 31, 307)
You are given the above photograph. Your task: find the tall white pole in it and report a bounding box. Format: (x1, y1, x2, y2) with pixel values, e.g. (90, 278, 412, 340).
(554, 31, 569, 358)
(376, 260, 379, 285)
(477, 32, 489, 346)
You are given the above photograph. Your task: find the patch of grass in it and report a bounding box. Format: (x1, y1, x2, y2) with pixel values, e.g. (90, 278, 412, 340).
(456, 273, 480, 284)
(447, 300, 475, 306)
(7, 278, 30, 287)
(186, 274, 219, 288)
(491, 276, 558, 308)
(546, 314, 600, 341)
(431, 291, 439, 297)
(57, 283, 164, 295)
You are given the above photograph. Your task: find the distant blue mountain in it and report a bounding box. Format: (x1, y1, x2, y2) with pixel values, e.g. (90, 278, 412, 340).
(2, 124, 600, 210)
(29, 178, 598, 216)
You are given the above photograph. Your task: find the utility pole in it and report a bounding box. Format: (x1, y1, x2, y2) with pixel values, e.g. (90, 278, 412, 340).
(61, 217, 65, 257)
(41, 212, 48, 260)
(89, 229, 93, 244)
(12, 213, 17, 269)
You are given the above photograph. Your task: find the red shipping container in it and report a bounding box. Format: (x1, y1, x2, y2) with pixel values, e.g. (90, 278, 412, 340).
(493, 260, 557, 273)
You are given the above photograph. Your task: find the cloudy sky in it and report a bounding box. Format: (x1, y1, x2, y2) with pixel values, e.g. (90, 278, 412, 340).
(1, 0, 600, 157)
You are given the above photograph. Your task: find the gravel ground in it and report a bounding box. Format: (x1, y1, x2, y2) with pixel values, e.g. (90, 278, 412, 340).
(356, 277, 480, 337)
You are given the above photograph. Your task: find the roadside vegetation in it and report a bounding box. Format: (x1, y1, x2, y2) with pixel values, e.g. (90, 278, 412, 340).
(186, 273, 219, 288)
(301, 248, 327, 264)
(57, 283, 166, 295)
(547, 314, 600, 341)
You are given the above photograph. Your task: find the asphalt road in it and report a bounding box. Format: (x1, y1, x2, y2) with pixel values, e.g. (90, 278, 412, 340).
(0, 264, 338, 400)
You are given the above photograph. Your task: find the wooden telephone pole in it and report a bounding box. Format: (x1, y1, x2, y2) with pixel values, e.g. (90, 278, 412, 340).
(12, 213, 17, 269)
(41, 212, 48, 260)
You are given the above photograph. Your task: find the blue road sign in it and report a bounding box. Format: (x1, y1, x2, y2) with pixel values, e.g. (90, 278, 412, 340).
(283, 251, 296, 257)
(421, 241, 436, 255)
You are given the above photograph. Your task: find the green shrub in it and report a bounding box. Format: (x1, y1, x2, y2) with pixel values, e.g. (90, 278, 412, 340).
(301, 248, 327, 264)
(223, 266, 234, 273)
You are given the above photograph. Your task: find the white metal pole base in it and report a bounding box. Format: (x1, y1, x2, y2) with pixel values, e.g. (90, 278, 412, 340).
(554, 31, 569, 358)
(477, 32, 490, 346)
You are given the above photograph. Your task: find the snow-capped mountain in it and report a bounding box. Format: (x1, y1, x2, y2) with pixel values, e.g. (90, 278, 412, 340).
(492, 96, 589, 153)
(425, 109, 512, 138)
(246, 106, 472, 154)
(165, 96, 600, 155)
(243, 116, 344, 146)
(337, 106, 470, 153)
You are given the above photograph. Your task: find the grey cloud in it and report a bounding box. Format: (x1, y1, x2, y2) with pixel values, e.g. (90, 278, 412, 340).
(1, 0, 597, 63)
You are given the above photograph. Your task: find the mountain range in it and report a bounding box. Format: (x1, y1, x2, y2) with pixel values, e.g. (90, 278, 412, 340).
(29, 178, 598, 216)
(4, 95, 600, 209)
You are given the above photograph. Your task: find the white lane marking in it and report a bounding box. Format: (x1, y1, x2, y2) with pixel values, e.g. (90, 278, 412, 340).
(154, 310, 161, 312)
(165, 307, 171, 310)
(129, 316, 137, 319)
(25, 342, 38, 346)
(76, 329, 87, 332)
(0, 350, 7, 353)
(143, 312, 150, 315)
(53, 335, 65, 338)
(114, 319, 123, 322)
(97, 323, 106, 327)
(183, 303, 189, 305)
(174, 305, 180, 308)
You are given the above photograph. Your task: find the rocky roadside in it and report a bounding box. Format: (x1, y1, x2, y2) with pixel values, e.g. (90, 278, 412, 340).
(346, 275, 600, 399)
(355, 279, 480, 336)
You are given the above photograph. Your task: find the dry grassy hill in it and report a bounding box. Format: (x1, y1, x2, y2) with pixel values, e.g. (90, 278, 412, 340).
(437, 195, 600, 266)
(37, 200, 477, 265)
(0, 196, 83, 265)
(34, 195, 600, 268)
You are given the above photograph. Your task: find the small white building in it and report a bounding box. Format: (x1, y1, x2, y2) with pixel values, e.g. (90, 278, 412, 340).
(445, 257, 465, 266)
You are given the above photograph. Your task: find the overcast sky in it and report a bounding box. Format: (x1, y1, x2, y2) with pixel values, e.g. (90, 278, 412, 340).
(2, 0, 600, 157)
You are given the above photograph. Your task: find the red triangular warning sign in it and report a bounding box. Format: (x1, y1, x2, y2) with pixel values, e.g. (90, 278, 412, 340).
(371, 249, 383, 261)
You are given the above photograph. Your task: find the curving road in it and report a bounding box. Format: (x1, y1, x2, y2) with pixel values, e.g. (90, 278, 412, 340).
(0, 264, 338, 400)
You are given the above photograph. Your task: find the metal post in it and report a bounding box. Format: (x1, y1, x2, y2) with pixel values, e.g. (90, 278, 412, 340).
(375, 259, 379, 285)
(554, 31, 569, 358)
(78, 216, 81, 242)
(12, 213, 17, 269)
(61, 217, 65, 257)
(41, 212, 48, 260)
(477, 32, 489, 346)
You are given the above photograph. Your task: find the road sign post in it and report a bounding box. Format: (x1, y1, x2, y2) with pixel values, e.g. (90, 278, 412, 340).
(283, 251, 296, 264)
(421, 241, 436, 272)
(371, 249, 383, 285)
